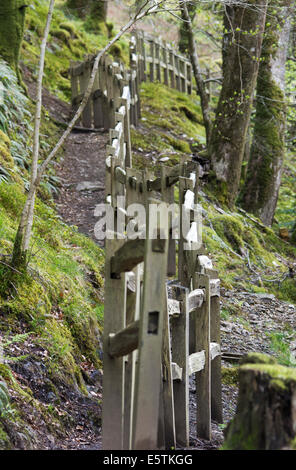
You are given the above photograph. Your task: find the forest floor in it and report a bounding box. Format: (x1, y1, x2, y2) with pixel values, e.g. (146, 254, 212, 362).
(22, 72, 296, 450)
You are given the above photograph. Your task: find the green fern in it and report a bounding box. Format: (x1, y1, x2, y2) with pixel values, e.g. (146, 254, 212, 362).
(0, 380, 14, 419)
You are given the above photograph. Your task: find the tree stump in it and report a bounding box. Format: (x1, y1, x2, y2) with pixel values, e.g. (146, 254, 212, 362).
(223, 353, 296, 450)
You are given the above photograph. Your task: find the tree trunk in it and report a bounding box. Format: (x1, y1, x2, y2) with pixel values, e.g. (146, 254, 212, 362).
(66, 0, 90, 18)
(209, 0, 267, 206)
(223, 353, 296, 450)
(179, 1, 196, 54)
(240, 2, 293, 226)
(180, 1, 212, 146)
(66, 0, 107, 22)
(0, 1, 27, 81)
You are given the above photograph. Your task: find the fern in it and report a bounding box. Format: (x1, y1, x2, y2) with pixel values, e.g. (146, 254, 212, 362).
(0, 380, 14, 419)
(0, 60, 31, 178)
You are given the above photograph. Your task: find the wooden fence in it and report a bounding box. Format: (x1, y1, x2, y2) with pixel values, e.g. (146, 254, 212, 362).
(101, 78, 222, 450)
(130, 30, 192, 95)
(70, 31, 193, 130)
(70, 54, 141, 129)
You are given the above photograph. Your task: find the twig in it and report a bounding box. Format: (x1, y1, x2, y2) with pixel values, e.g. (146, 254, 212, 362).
(0, 260, 24, 276)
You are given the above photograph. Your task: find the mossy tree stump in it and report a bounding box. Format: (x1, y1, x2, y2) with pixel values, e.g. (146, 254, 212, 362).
(224, 353, 296, 450)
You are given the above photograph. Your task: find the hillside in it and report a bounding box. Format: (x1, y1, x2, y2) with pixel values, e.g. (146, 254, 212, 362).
(0, 0, 296, 450)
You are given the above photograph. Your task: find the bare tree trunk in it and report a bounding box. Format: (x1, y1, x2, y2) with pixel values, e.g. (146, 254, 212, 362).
(0, 1, 27, 82)
(209, 0, 267, 206)
(12, 0, 56, 269)
(180, 1, 212, 146)
(241, 2, 293, 226)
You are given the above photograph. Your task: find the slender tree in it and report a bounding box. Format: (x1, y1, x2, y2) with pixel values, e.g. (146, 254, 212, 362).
(0, 1, 27, 82)
(179, 0, 212, 146)
(210, 0, 267, 206)
(241, 1, 294, 226)
(179, 0, 197, 53)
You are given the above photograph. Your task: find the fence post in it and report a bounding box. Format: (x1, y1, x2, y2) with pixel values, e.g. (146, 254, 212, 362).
(194, 272, 211, 440)
(132, 201, 169, 450)
(171, 287, 189, 447)
(149, 39, 155, 83)
(102, 237, 127, 450)
(80, 59, 92, 128)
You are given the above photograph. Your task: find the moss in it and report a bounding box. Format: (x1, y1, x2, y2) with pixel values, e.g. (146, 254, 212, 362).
(164, 134, 191, 154)
(240, 363, 296, 391)
(239, 352, 277, 366)
(0, 1, 26, 81)
(221, 367, 239, 386)
(211, 214, 244, 252)
(0, 425, 10, 448)
(51, 29, 72, 45)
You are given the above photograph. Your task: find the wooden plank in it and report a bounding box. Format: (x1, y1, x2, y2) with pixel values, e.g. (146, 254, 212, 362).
(210, 278, 220, 297)
(132, 202, 169, 450)
(80, 64, 92, 128)
(161, 166, 176, 277)
(188, 351, 205, 375)
(194, 273, 211, 440)
(171, 288, 189, 447)
(123, 265, 142, 449)
(210, 273, 223, 424)
(108, 320, 139, 358)
(172, 363, 183, 381)
(167, 298, 181, 316)
(211, 342, 221, 361)
(102, 238, 127, 450)
(188, 288, 204, 312)
(110, 238, 145, 275)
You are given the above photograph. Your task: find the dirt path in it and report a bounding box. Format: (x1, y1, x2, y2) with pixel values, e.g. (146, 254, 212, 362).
(55, 130, 108, 246)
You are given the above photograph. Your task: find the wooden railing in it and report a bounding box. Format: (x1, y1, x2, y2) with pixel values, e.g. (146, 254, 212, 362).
(101, 81, 222, 451)
(130, 30, 192, 94)
(70, 53, 140, 129)
(70, 31, 193, 130)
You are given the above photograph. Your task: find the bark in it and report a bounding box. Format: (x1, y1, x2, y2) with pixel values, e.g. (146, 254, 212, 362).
(179, 1, 196, 54)
(0, 1, 27, 81)
(12, 0, 56, 269)
(241, 2, 293, 226)
(209, 0, 267, 206)
(224, 354, 296, 450)
(180, 1, 212, 146)
(66, 0, 108, 22)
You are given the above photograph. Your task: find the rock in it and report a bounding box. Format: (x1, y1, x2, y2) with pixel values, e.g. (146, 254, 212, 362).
(76, 181, 104, 192)
(250, 293, 276, 301)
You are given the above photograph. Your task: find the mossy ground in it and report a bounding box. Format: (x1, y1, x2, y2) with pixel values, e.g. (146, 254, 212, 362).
(22, 0, 129, 102)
